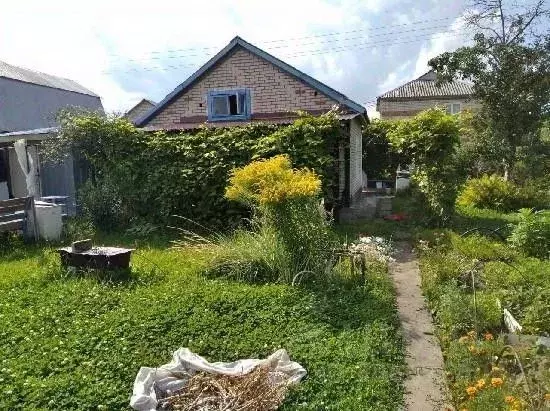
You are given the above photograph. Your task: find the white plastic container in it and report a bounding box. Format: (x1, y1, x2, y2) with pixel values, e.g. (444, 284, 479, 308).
(34, 201, 63, 241)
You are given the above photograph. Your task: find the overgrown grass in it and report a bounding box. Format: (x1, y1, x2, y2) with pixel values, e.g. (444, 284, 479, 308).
(0, 231, 405, 410)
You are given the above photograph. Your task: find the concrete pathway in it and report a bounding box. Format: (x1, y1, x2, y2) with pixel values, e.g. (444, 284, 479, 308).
(390, 242, 449, 411)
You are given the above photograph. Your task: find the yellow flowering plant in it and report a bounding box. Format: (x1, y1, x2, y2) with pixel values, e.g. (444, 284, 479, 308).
(225, 155, 334, 278)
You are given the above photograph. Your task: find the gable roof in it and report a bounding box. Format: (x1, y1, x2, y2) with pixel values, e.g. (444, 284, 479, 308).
(377, 71, 475, 104)
(136, 36, 366, 126)
(0, 60, 98, 97)
(124, 98, 156, 120)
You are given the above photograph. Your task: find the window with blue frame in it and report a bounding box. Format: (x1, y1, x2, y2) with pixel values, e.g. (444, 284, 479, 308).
(207, 89, 251, 121)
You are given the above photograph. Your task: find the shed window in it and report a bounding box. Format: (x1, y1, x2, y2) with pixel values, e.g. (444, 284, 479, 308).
(445, 103, 461, 115)
(208, 89, 250, 121)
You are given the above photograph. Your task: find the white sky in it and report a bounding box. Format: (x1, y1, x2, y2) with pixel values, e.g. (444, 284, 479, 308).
(0, 0, 471, 118)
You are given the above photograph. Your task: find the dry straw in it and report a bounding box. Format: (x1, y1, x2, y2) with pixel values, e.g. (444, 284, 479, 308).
(157, 365, 289, 410)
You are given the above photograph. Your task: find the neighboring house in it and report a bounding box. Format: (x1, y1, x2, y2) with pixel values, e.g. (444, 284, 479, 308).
(0, 60, 103, 210)
(135, 36, 368, 207)
(124, 98, 156, 123)
(376, 71, 480, 120)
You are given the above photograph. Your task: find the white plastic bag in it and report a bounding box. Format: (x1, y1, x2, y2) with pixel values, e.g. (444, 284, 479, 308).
(130, 348, 306, 411)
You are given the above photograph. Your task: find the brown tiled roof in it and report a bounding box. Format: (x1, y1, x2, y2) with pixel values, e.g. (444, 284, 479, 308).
(378, 71, 475, 100)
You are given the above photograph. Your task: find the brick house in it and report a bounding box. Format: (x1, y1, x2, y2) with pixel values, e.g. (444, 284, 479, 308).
(376, 71, 480, 120)
(135, 36, 368, 207)
(124, 99, 156, 123)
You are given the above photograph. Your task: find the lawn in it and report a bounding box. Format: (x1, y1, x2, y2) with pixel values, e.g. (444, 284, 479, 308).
(0, 231, 405, 410)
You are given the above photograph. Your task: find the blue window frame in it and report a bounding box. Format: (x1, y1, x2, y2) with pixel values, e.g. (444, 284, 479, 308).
(207, 89, 251, 121)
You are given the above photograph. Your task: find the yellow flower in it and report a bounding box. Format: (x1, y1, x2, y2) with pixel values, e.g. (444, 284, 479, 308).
(459, 336, 469, 343)
(505, 395, 515, 404)
(484, 332, 494, 341)
(467, 330, 477, 338)
(475, 379, 486, 389)
(491, 377, 503, 387)
(466, 386, 477, 396)
(468, 345, 477, 354)
(545, 393, 550, 401)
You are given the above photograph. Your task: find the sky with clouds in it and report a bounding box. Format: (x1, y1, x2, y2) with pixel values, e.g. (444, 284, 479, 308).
(1, 0, 478, 118)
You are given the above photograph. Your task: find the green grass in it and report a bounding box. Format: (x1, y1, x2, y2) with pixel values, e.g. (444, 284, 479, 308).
(0, 231, 405, 410)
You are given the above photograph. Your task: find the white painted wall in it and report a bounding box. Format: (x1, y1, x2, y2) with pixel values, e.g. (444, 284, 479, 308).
(349, 117, 363, 200)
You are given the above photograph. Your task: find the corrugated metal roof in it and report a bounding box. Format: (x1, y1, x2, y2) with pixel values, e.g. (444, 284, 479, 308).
(0, 60, 98, 96)
(378, 71, 475, 100)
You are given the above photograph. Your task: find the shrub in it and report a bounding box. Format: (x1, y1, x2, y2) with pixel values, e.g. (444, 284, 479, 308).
(224, 155, 334, 281)
(457, 175, 519, 211)
(78, 179, 127, 230)
(508, 209, 550, 259)
(388, 109, 462, 225)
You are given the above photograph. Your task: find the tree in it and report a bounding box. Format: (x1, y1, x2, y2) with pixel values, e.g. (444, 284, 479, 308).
(429, 0, 550, 176)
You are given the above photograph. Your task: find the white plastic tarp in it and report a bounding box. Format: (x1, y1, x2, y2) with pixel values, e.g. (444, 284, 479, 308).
(130, 348, 306, 411)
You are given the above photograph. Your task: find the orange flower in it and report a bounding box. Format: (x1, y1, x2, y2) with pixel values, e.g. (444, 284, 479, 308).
(476, 379, 486, 389)
(505, 396, 515, 404)
(491, 377, 503, 387)
(484, 332, 494, 341)
(466, 386, 477, 396)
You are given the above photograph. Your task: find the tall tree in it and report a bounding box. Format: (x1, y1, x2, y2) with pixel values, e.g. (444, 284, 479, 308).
(429, 0, 550, 176)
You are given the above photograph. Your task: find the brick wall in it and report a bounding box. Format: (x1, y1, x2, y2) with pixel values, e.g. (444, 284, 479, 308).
(125, 100, 155, 123)
(378, 97, 481, 120)
(145, 46, 338, 129)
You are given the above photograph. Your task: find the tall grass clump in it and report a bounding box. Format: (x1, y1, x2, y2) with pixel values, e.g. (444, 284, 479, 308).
(211, 155, 335, 283)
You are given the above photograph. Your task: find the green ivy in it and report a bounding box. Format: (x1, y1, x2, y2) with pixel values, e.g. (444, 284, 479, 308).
(42, 111, 344, 230)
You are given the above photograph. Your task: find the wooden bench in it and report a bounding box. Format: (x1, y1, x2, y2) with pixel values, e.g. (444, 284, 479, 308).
(0, 197, 38, 240)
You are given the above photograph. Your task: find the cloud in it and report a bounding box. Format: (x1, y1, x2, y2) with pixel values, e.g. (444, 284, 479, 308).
(412, 14, 472, 78)
(0, 0, 472, 115)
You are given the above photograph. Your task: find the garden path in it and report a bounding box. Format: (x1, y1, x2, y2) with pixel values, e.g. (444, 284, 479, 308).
(390, 242, 449, 410)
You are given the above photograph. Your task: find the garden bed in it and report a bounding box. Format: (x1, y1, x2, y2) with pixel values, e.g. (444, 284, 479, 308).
(416, 210, 550, 410)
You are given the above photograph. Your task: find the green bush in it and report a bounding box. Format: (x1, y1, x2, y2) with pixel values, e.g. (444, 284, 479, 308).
(457, 175, 519, 211)
(43, 112, 344, 231)
(388, 108, 462, 225)
(78, 179, 128, 230)
(508, 209, 550, 259)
